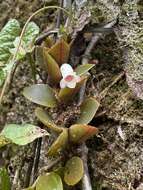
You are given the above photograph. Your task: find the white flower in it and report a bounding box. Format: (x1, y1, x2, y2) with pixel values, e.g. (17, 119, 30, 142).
(60, 63, 80, 89)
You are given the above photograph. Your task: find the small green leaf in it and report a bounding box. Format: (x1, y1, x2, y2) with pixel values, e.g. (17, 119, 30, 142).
(76, 97, 100, 124)
(75, 64, 95, 76)
(23, 84, 57, 107)
(69, 124, 98, 143)
(35, 107, 63, 133)
(0, 19, 20, 64)
(48, 39, 70, 65)
(23, 22, 40, 50)
(0, 168, 11, 190)
(1, 124, 49, 145)
(64, 156, 84, 186)
(58, 77, 87, 102)
(36, 173, 63, 190)
(43, 50, 62, 84)
(48, 129, 68, 156)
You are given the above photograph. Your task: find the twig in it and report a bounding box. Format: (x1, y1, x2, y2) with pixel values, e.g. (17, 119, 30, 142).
(82, 19, 117, 65)
(56, 0, 64, 29)
(39, 157, 62, 174)
(81, 143, 92, 190)
(24, 141, 38, 188)
(34, 30, 58, 45)
(13, 168, 20, 189)
(31, 138, 42, 183)
(99, 71, 125, 100)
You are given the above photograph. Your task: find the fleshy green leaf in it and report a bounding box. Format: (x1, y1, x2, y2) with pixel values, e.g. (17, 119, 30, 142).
(35, 107, 63, 133)
(58, 77, 87, 103)
(69, 124, 99, 143)
(36, 173, 63, 190)
(75, 64, 95, 76)
(23, 84, 57, 107)
(48, 129, 68, 156)
(76, 97, 100, 124)
(0, 168, 11, 190)
(64, 156, 84, 186)
(0, 19, 20, 64)
(1, 124, 49, 145)
(48, 39, 70, 65)
(43, 49, 62, 84)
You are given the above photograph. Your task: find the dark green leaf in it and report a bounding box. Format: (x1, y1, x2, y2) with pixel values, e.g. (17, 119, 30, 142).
(43, 50, 62, 84)
(64, 157, 84, 186)
(23, 84, 57, 107)
(1, 124, 49, 145)
(48, 39, 70, 65)
(76, 97, 100, 124)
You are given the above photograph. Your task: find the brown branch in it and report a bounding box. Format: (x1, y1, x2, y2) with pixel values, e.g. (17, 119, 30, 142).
(24, 141, 38, 188)
(81, 143, 92, 190)
(56, 0, 64, 28)
(99, 71, 125, 100)
(39, 157, 62, 174)
(31, 138, 42, 183)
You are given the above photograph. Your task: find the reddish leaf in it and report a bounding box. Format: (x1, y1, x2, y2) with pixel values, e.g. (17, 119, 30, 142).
(48, 38, 70, 65)
(64, 156, 84, 186)
(43, 49, 62, 84)
(69, 124, 98, 143)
